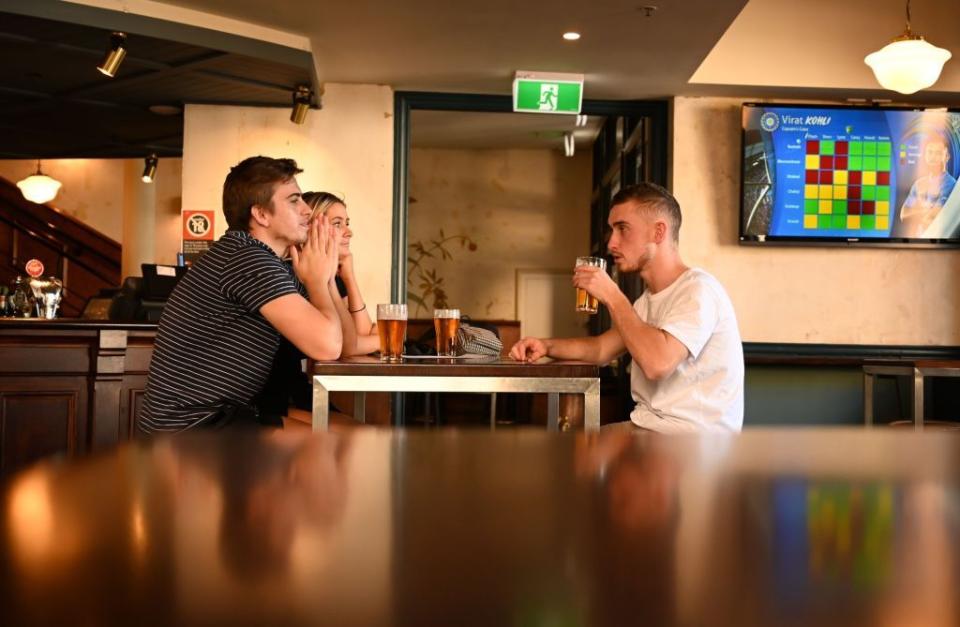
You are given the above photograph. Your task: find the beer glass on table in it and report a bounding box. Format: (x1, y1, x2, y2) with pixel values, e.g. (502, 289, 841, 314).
(575, 256, 607, 314)
(433, 309, 460, 357)
(377, 304, 407, 362)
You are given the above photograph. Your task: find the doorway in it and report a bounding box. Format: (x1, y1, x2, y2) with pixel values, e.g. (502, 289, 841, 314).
(392, 92, 669, 423)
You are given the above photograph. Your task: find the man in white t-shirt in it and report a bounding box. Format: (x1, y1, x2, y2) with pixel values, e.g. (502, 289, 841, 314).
(509, 183, 744, 432)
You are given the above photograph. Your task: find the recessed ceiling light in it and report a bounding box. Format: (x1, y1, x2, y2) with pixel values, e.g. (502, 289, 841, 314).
(148, 104, 182, 116)
(562, 32, 581, 41)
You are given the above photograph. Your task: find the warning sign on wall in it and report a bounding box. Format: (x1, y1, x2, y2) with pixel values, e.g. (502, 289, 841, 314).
(182, 210, 215, 262)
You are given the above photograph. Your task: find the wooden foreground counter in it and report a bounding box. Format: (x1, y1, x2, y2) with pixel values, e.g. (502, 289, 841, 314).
(2, 428, 957, 626)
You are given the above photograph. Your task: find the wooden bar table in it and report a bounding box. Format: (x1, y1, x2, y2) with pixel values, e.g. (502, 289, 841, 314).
(3, 428, 959, 627)
(311, 356, 600, 431)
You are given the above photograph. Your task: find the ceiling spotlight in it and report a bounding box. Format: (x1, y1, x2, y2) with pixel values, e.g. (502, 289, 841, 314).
(141, 154, 158, 183)
(864, 0, 951, 94)
(562, 32, 581, 41)
(17, 161, 62, 204)
(148, 104, 182, 116)
(290, 84, 313, 125)
(563, 132, 575, 158)
(96, 32, 127, 78)
(575, 114, 588, 127)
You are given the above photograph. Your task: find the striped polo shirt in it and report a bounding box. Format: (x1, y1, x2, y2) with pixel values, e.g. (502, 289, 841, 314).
(139, 230, 304, 434)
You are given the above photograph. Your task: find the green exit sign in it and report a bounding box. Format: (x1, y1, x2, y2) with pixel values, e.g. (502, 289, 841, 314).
(513, 71, 583, 114)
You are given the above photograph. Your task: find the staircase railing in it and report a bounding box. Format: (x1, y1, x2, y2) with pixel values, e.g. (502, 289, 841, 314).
(0, 177, 121, 317)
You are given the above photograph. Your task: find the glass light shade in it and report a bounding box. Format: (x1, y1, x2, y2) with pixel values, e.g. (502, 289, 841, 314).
(865, 37, 952, 94)
(16, 174, 62, 204)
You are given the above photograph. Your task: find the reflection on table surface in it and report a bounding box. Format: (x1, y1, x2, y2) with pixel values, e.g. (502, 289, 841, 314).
(2, 428, 958, 627)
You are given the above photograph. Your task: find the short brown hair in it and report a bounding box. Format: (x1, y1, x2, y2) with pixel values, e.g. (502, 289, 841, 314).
(222, 156, 303, 231)
(611, 182, 682, 243)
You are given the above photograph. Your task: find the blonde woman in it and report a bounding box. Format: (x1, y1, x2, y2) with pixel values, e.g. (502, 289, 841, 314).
(303, 191, 380, 356)
(255, 191, 377, 428)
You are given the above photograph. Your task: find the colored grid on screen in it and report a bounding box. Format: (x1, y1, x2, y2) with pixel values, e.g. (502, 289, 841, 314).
(802, 139, 891, 231)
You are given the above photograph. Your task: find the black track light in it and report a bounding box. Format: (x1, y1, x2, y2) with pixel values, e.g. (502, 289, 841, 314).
(141, 154, 158, 183)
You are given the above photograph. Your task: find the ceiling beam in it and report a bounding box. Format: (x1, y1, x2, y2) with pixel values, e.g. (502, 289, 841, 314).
(62, 51, 229, 99)
(0, 31, 170, 71)
(192, 69, 297, 97)
(0, 0, 313, 70)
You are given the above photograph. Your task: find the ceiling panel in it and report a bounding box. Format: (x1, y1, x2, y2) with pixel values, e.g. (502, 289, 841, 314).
(0, 9, 312, 158)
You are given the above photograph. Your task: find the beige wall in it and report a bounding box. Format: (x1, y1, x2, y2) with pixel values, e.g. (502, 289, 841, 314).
(181, 83, 394, 311)
(408, 148, 592, 321)
(0, 158, 183, 277)
(0, 159, 126, 241)
(672, 96, 960, 345)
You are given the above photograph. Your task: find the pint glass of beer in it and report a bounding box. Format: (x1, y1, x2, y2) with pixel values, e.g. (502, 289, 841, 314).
(575, 256, 607, 314)
(433, 309, 460, 356)
(376, 304, 407, 362)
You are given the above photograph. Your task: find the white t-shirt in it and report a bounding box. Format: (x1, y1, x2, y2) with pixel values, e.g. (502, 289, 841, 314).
(628, 268, 744, 433)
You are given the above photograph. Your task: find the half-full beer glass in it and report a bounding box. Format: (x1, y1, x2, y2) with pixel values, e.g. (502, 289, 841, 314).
(575, 256, 607, 314)
(433, 309, 460, 356)
(377, 304, 407, 362)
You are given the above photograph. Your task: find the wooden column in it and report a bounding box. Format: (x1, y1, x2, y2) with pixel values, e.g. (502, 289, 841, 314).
(90, 330, 127, 449)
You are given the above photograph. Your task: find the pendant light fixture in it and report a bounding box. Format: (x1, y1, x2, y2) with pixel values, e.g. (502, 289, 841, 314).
(864, 0, 951, 95)
(16, 161, 62, 205)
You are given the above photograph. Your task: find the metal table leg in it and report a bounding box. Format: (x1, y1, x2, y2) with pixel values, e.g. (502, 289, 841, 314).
(547, 393, 559, 432)
(312, 378, 329, 432)
(584, 380, 601, 432)
(354, 391, 366, 424)
(913, 367, 924, 430)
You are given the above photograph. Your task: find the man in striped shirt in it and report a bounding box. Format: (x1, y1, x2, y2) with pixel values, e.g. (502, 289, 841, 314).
(139, 157, 344, 434)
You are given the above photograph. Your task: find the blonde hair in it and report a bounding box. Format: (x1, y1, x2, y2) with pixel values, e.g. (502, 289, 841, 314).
(302, 191, 345, 223)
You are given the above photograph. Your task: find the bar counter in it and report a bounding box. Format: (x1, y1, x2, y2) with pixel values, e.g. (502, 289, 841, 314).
(0, 318, 157, 473)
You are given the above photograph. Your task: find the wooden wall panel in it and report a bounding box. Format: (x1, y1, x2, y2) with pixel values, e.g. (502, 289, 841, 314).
(0, 379, 87, 473)
(0, 343, 90, 374)
(121, 381, 148, 440)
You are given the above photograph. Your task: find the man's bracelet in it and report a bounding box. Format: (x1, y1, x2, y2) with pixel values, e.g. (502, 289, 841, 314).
(349, 304, 366, 314)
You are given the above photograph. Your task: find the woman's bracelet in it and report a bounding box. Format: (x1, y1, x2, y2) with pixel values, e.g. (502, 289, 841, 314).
(349, 303, 366, 314)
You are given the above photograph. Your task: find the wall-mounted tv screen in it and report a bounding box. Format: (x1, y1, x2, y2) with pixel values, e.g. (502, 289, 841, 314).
(741, 103, 960, 246)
